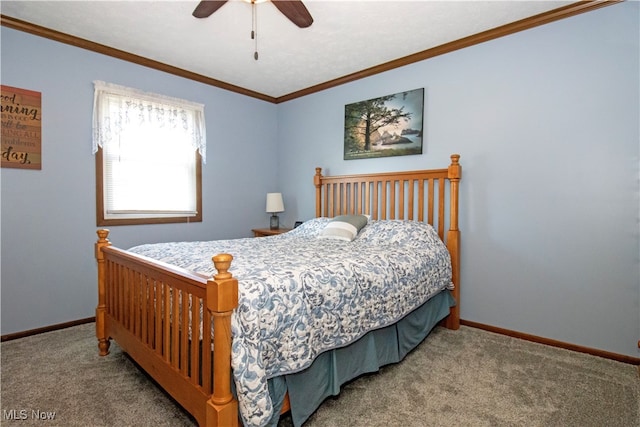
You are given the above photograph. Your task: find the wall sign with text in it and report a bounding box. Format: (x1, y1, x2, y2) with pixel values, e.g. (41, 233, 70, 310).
(1, 85, 42, 170)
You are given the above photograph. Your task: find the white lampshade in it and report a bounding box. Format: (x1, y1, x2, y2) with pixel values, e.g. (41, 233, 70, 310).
(266, 193, 284, 213)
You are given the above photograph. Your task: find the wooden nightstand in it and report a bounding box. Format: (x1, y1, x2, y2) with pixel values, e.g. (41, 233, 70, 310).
(252, 228, 291, 237)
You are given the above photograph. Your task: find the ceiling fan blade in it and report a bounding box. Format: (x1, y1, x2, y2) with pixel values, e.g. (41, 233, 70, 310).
(272, 0, 313, 28)
(192, 1, 228, 18)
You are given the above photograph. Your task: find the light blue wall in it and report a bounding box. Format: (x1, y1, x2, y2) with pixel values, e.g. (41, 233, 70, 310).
(2, 2, 638, 358)
(277, 2, 640, 357)
(1, 28, 279, 334)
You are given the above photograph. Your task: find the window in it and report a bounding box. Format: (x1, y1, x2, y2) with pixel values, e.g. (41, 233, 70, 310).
(92, 81, 206, 226)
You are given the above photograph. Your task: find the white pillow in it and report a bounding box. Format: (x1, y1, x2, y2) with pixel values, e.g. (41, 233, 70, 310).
(318, 215, 369, 242)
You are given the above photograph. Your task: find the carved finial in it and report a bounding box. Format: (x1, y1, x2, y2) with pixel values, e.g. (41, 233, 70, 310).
(213, 254, 233, 280)
(448, 154, 461, 180)
(97, 229, 110, 243)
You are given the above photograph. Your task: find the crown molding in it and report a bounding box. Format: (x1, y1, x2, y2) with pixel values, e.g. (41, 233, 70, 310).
(0, 14, 277, 103)
(274, 0, 621, 103)
(1, 1, 621, 104)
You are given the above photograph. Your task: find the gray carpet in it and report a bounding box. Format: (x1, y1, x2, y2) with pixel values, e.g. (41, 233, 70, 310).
(1, 323, 638, 426)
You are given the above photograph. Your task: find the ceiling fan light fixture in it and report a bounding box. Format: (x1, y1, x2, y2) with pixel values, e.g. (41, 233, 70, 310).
(193, 0, 313, 28)
(192, 0, 313, 60)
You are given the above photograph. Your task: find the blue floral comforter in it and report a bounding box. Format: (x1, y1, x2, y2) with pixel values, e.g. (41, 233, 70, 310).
(129, 218, 453, 427)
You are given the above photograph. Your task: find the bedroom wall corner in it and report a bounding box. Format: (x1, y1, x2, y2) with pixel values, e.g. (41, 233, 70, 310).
(0, 27, 279, 335)
(274, 1, 640, 358)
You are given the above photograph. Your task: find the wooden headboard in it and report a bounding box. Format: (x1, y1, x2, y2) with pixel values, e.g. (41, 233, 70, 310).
(313, 154, 461, 329)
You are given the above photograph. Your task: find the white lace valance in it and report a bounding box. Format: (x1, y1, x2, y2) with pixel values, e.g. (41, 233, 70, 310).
(92, 81, 207, 163)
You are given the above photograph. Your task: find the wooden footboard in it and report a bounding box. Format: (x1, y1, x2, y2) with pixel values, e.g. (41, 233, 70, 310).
(95, 230, 239, 427)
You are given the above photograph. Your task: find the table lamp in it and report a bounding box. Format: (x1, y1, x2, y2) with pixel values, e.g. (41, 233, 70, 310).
(266, 192, 284, 230)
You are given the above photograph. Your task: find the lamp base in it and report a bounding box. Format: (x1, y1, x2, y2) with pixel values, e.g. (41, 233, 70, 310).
(270, 214, 279, 230)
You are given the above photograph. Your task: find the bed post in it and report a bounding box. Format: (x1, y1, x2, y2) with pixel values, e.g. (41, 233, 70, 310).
(445, 154, 461, 330)
(314, 167, 323, 218)
(206, 254, 239, 427)
(95, 229, 112, 355)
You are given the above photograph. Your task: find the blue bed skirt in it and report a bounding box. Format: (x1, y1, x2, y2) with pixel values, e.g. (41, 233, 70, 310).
(266, 290, 456, 426)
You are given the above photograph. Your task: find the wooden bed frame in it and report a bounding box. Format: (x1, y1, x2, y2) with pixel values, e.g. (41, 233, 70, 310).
(94, 154, 461, 427)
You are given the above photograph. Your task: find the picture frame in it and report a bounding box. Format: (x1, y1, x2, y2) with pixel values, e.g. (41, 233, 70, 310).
(1, 85, 42, 170)
(344, 88, 424, 160)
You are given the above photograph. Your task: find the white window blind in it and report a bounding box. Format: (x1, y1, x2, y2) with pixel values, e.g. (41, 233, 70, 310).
(92, 81, 206, 221)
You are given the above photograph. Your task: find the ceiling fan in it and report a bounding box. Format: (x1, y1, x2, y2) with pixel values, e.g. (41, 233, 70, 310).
(193, 0, 314, 28)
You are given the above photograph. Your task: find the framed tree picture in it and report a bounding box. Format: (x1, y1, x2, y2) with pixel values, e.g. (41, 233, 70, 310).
(344, 88, 424, 160)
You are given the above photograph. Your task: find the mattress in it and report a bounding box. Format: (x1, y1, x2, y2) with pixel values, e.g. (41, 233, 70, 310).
(129, 217, 453, 427)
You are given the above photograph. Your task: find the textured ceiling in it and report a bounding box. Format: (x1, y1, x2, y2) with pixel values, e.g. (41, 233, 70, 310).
(1, 1, 576, 99)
